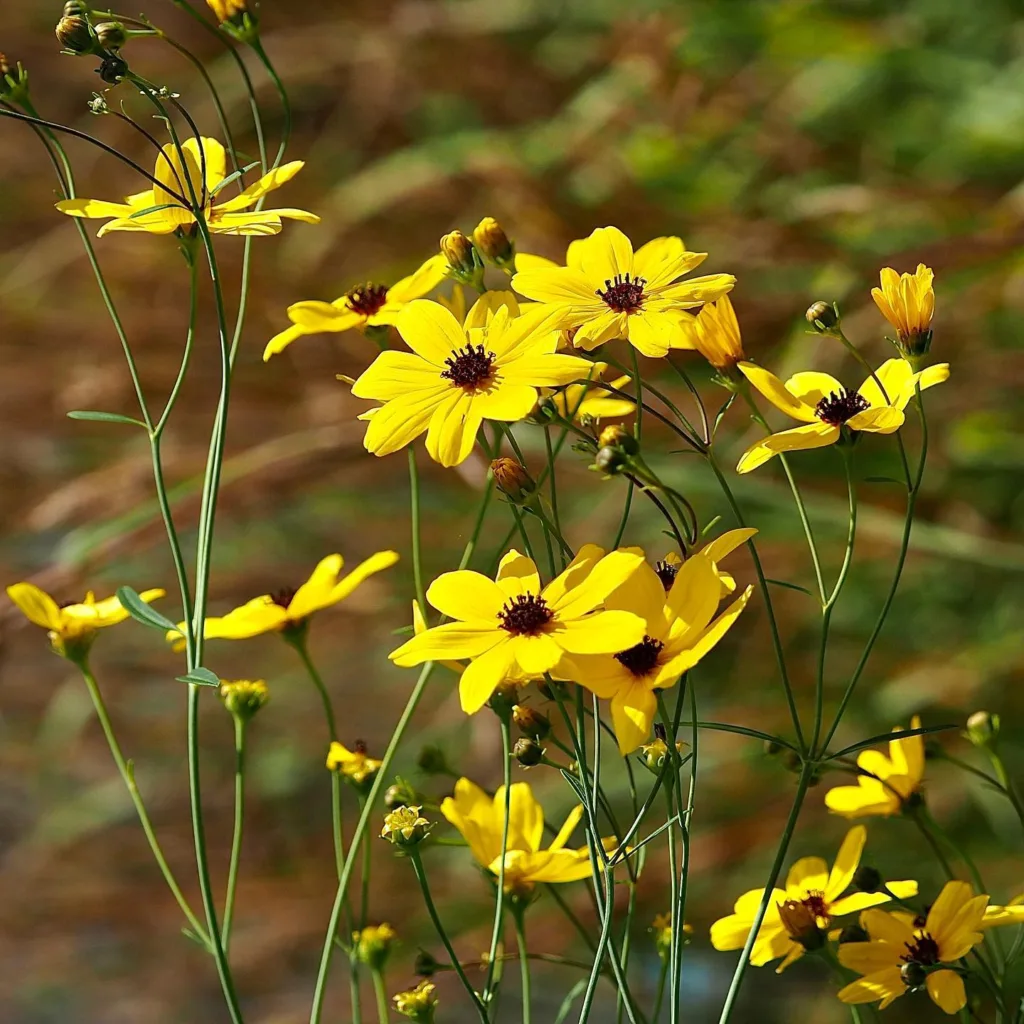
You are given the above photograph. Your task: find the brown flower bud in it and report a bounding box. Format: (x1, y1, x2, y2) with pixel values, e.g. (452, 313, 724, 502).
(512, 703, 550, 740)
(513, 736, 544, 767)
(777, 900, 825, 950)
(440, 230, 478, 277)
(56, 6, 95, 53)
(491, 457, 535, 504)
(94, 20, 126, 50)
(805, 301, 839, 331)
(472, 217, 514, 266)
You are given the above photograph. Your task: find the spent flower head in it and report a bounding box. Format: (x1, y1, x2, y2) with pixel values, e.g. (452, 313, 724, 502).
(353, 923, 397, 970)
(382, 806, 432, 847)
(393, 980, 437, 1022)
(219, 679, 269, 722)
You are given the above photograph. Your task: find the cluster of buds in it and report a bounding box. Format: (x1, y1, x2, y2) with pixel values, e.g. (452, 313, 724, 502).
(491, 457, 536, 506)
(440, 230, 485, 292)
(592, 424, 640, 477)
(472, 216, 515, 270)
(393, 979, 437, 1022)
(352, 923, 397, 971)
(206, 0, 260, 43)
(219, 679, 270, 722)
(54, 3, 129, 84)
(381, 805, 432, 847)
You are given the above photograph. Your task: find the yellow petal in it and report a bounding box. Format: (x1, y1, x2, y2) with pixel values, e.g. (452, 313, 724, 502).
(263, 324, 307, 361)
(736, 422, 838, 473)
(397, 300, 467, 366)
(7, 582, 62, 631)
(426, 570, 506, 622)
(554, 610, 646, 654)
(837, 967, 905, 1008)
(458, 639, 517, 713)
(846, 405, 904, 434)
(390, 622, 502, 667)
(610, 683, 657, 754)
(213, 161, 304, 212)
(550, 548, 645, 619)
(56, 198, 135, 219)
(824, 826, 866, 901)
(784, 371, 844, 407)
(386, 253, 450, 304)
(785, 856, 829, 896)
(738, 362, 817, 422)
(926, 970, 966, 1015)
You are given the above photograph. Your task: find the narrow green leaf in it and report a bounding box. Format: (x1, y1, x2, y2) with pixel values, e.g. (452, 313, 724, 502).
(865, 475, 906, 486)
(826, 724, 958, 762)
(176, 667, 220, 688)
(210, 160, 261, 195)
(554, 980, 588, 1024)
(765, 578, 814, 597)
(116, 585, 178, 632)
(701, 515, 723, 537)
(128, 202, 180, 219)
(68, 410, 147, 428)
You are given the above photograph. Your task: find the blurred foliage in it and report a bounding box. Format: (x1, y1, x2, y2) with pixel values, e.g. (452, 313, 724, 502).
(1, 0, 1024, 1021)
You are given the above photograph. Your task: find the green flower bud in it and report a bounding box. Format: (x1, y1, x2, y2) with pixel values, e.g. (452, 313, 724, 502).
(353, 923, 397, 970)
(513, 736, 544, 768)
(219, 679, 270, 722)
(965, 710, 999, 750)
(805, 301, 839, 331)
(94, 20, 126, 50)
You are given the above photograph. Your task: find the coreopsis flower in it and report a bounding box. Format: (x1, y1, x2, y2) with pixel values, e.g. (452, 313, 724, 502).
(7, 582, 165, 659)
(219, 679, 269, 721)
(872, 264, 935, 358)
(546, 361, 635, 424)
(264, 255, 449, 360)
(381, 805, 432, 847)
(57, 138, 318, 238)
(838, 881, 987, 1014)
(711, 826, 918, 973)
(207, 0, 247, 22)
(511, 227, 735, 358)
(653, 527, 758, 599)
(558, 539, 753, 754)
(389, 546, 646, 714)
(351, 300, 592, 467)
(689, 294, 744, 372)
(394, 979, 437, 1022)
(825, 716, 925, 818)
(441, 778, 611, 894)
(352, 923, 397, 970)
(167, 551, 398, 646)
(736, 358, 949, 473)
(327, 740, 382, 789)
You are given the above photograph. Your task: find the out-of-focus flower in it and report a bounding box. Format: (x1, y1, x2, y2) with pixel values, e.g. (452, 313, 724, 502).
(872, 264, 934, 358)
(350, 300, 591, 467)
(441, 777, 613, 894)
(546, 362, 635, 425)
(689, 294, 744, 371)
(711, 826, 918, 973)
(265, 255, 448, 360)
(838, 881, 987, 1014)
(352, 923, 397, 970)
(736, 359, 949, 473)
(57, 138, 318, 238)
(207, 0, 248, 22)
(825, 717, 925, 818)
(219, 679, 269, 721)
(512, 227, 735, 358)
(394, 979, 437, 1022)
(389, 546, 646, 714)
(327, 740, 382, 790)
(167, 552, 398, 647)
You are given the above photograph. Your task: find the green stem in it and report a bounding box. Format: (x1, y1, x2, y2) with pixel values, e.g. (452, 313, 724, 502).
(223, 714, 246, 953)
(371, 969, 390, 1024)
(515, 911, 532, 1024)
(483, 720, 513, 1004)
(652, 959, 668, 1023)
(288, 633, 338, 742)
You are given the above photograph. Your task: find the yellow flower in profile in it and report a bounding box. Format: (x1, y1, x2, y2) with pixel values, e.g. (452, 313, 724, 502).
(57, 138, 318, 238)
(736, 358, 949, 473)
(351, 299, 592, 467)
(167, 551, 398, 646)
(393, 979, 437, 1022)
(825, 716, 925, 819)
(207, 0, 247, 21)
(547, 361, 635, 424)
(8, 582, 165, 657)
(711, 826, 918, 973)
(441, 777, 611, 893)
(511, 227, 735, 357)
(872, 264, 934, 357)
(264, 255, 449, 360)
(389, 546, 646, 714)
(326, 740, 382, 787)
(689, 294, 745, 371)
(838, 881, 987, 1014)
(559, 539, 752, 754)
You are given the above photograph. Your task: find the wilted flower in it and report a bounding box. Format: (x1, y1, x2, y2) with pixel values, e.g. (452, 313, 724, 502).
(382, 806, 432, 847)
(219, 679, 269, 721)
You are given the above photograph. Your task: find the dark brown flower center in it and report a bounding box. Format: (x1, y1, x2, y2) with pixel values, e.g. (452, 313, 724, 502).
(902, 934, 941, 967)
(346, 283, 389, 318)
(596, 273, 647, 314)
(614, 635, 665, 677)
(815, 388, 869, 427)
(498, 595, 553, 636)
(354, 739, 368, 754)
(270, 586, 297, 609)
(441, 344, 496, 391)
(655, 560, 679, 590)
(801, 891, 829, 919)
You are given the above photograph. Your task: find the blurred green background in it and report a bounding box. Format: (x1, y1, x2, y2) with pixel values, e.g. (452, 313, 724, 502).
(1, 0, 1023, 1021)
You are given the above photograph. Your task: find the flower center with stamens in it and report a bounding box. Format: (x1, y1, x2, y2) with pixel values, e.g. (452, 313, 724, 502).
(498, 594, 553, 636)
(346, 283, 389, 318)
(901, 934, 941, 967)
(614, 635, 665, 677)
(596, 273, 647, 314)
(814, 388, 869, 427)
(801, 891, 829, 920)
(441, 344, 496, 391)
(270, 586, 297, 609)
(655, 560, 679, 590)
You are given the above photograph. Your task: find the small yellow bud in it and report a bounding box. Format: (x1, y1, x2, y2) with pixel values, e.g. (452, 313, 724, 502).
(491, 457, 535, 504)
(393, 979, 437, 1022)
(381, 805, 431, 847)
(472, 217, 514, 266)
(206, 0, 248, 23)
(598, 424, 640, 455)
(440, 230, 477, 275)
(55, 3, 94, 53)
(353, 923, 397, 970)
(805, 300, 839, 331)
(219, 679, 269, 721)
(638, 735, 686, 774)
(965, 710, 999, 750)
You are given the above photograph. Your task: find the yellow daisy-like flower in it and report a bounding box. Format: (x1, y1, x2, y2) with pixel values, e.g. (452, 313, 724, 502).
(57, 137, 319, 238)
(558, 533, 753, 755)
(838, 881, 987, 1014)
(441, 777, 612, 893)
(546, 361, 635, 424)
(389, 546, 646, 714)
(711, 826, 918, 973)
(263, 254, 449, 360)
(736, 358, 950, 473)
(872, 264, 935, 358)
(825, 716, 925, 819)
(167, 551, 398, 646)
(511, 227, 735, 358)
(689, 294, 745, 371)
(351, 299, 592, 468)
(326, 740, 382, 787)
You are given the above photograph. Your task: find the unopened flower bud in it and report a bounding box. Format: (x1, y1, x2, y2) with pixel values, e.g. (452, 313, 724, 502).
(472, 217, 514, 267)
(900, 962, 927, 990)
(513, 703, 550, 740)
(385, 778, 419, 810)
(489, 681, 519, 721)
(777, 900, 825, 951)
(805, 301, 839, 331)
(838, 924, 868, 944)
(763, 738, 783, 756)
(440, 230, 479, 278)
(414, 949, 440, 977)
(96, 53, 128, 84)
(94, 20, 126, 50)
(353, 923, 397, 970)
(394, 979, 437, 1022)
(513, 736, 544, 768)
(381, 806, 431, 847)
(219, 679, 269, 722)
(593, 445, 627, 476)
(598, 424, 640, 456)
(56, 3, 95, 53)
(491, 457, 535, 504)
(638, 735, 686, 774)
(965, 710, 999, 750)
(853, 865, 883, 893)
(416, 744, 455, 777)
(526, 393, 558, 425)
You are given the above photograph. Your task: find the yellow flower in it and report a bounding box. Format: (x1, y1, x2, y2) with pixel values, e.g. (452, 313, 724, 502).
(57, 137, 318, 238)
(8, 582, 165, 657)
(390, 546, 647, 714)
(441, 777, 611, 893)
(558, 533, 754, 754)
(351, 298, 592, 468)
(689, 294, 744, 371)
(327, 740, 382, 787)
(511, 227, 735, 358)
(736, 358, 949, 473)
(825, 716, 925, 819)
(711, 826, 918, 973)
(546, 361, 635, 424)
(352, 923, 396, 969)
(872, 264, 934, 358)
(207, 0, 247, 22)
(982, 893, 1024, 928)
(167, 551, 398, 646)
(393, 979, 437, 1022)
(838, 881, 987, 1014)
(264, 254, 449, 360)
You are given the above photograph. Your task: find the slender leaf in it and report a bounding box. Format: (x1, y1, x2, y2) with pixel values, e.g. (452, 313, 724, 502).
(680, 720, 797, 750)
(67, 410, 146, 428)
(554, 980, 588, 1024)
(765, 577, 814, 597)
(176, 667, 221, 688)
(210, 161, 262, 195)
(826, 724, 958, 762)
(128, 203, 180, 219)
(701, 514, 723, 537)
(116, 585, 178, 632)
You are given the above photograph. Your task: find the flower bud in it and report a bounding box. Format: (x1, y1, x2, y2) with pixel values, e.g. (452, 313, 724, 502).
(965, 710, 999, 750)
(513, 703, 550, 740)
(513, 736, 544, 768)
(414, 949, 440, 977)
(491, 457, 535, 505)
(598, 424, 640, 456)
(900, 962, 927, 990)
(853, 865, 883, 893)
(805, 301, 839, 331)
(638, 735, 686, 774)
(526, 393, 558, 425)
(838, 924, 868, 945)
(94, 20, 126, 50)
(763, 738, 783, 756)
(416, 744, 455, 777)
(394, 980, 437, 1022)
(96, 53, 128, 84)
(488, 681, 519, 721)
(0, 54, 29, 104)
(353, 923, 397, 970)
(472, 217, 514, 267)
(440, 230, 480, 279)
(777, 900, 825, 951)
(385, 778, 419, 810)
(219, 679, 269, 722)
(381, 806, 431, 847)
(56, 4, 95, 54)
(593, 446, 628, 476)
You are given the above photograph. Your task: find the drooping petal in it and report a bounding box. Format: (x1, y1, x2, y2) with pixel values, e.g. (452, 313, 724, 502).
(263, 324, 308, 361)
(926, 971, 966, 1015)
(737, 363, 818, 422)
(56, 198, 136, 220)
(7, 583, 63, 631)
(325, 550, 400, 607)
(458, 638, 517, 713)
(361, 388, 449, 457)
(213, 161, 305, 212)
(350, 351, 444, 401)
(654, 273, 735, 305)
(511, 633, 563, 675)
(837, 967, 906, 1008)
(390, 621, 503, 666)
(610, 683, 657, 754)
(289, 300, 365, 332)
(471, 382, 539, 421)
(700, 527, 758, 564)
(736, 422, 839, 474)
(425, 391, 483, 467)
(199, 596, 289, 640)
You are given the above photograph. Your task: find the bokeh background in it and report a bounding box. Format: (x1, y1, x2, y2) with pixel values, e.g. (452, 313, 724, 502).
(2, 0, 1023, 1021)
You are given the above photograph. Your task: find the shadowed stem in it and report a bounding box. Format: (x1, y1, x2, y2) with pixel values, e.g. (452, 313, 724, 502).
(514, 910, 532, 1024)
(222, 714, 247, 953)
